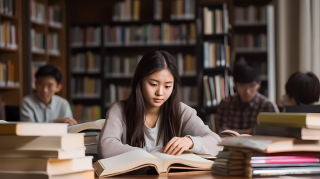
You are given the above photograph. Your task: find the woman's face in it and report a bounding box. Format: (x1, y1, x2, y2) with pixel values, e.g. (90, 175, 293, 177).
(142, 69, 174, 108)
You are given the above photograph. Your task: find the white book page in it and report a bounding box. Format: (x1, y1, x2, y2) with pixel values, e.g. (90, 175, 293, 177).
(150, 150, 214, 171)
(98, 150, 163, 176)
(68, 119, 105, 133)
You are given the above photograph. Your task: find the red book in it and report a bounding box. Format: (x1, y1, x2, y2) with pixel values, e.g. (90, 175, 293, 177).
(251, 157, 319, 164)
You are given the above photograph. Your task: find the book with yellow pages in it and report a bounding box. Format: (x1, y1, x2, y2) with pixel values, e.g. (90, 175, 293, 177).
(68, 119, 105, 133)
(258, 113, 320, 129)
(94, 150, 214, 177)
(0, 123, 68, 136)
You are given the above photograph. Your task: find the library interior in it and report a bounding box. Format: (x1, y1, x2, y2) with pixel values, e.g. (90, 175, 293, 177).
(0, 0, 320, 178)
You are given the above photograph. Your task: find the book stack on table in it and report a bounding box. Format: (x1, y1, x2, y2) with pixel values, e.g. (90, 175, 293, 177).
(0, 123, 94, 179)
(213, 113, 320, 177)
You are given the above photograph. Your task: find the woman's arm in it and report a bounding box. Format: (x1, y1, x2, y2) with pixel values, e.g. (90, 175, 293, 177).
(98, 102, 142, 158)
(180, 103, 223, 156)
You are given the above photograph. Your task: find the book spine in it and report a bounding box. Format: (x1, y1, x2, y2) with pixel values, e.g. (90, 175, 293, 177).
(252, 125, 302, 139)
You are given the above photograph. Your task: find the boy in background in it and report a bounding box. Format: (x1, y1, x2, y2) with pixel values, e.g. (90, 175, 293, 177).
(215, 62, 279, 134)
(20, 65, 77, 125)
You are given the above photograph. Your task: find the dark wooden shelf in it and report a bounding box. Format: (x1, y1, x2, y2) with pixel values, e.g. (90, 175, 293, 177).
(104, 44, 196, 48)
(31, 20, 47, 27)
(32, 51, 46, 56)
(203, 67, 228, 76)
(0, 86, 19, 90)
(0, 13, 18, 20)
(0, 46, 18, 52)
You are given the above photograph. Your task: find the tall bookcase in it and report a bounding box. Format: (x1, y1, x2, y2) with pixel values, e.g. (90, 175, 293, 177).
(0, 0, 23, 106)
(26, 0, 67, 98)
(67, 0, 198, 122)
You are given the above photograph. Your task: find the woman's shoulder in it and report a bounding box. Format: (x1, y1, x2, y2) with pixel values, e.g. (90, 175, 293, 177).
(179, 102, 197, 115)
(106, 101, 126, 116)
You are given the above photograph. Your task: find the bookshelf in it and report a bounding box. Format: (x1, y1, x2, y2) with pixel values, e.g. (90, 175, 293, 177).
(0, 0, 23, 106)
(67, 0, 199, 122)
(26, 0, 67, 98)
(231, 0, 275, 102)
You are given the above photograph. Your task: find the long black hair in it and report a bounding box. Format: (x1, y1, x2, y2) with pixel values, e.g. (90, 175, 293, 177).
(123, 50, 182, 147)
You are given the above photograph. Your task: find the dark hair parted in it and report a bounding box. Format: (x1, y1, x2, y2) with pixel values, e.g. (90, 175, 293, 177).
(285, 72, 320, 105)
(233, 62, 260, 83)
(123, 50, 182, 147)
(35, 64, 62, 84)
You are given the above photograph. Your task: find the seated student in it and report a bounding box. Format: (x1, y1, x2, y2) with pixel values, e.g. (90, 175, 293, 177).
(20, 65, 77, 125)
(280, 72, 320, 106)
(98, 50, 222, 158)
(214, 62, 279, 134)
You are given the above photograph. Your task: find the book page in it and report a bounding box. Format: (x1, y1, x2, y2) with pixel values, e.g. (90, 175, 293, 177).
(95, 150, 163, 176)
(150, 150, 214, 171)
(68, 119, 105, 133)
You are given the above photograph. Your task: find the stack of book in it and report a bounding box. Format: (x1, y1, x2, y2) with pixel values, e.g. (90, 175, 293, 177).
(72, 51, 101, 73)
(0, 0, 17, 16)
(203, 4, 228, 35)
(0, 123, 94, 178)
(170, 0, 195, 20)
(203, 42, 230, 68)
(0, 21, 17, 49)
(104, 55, 141, 77)
(71, 77, 101, 99)
(31, 29, 45, 53)
(176, 53, 196, 76)
(47, 32, 60, 56)
(105, 84, 131, 107)
(30, 0, 46, 24)
(68, 119, 106, 159)
(213, 113, 320, 177)
(112, 0, 140, 21)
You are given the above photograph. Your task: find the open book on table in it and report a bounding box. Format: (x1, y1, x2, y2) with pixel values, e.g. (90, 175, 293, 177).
(94, 149, 214, 177)
(68, 119, 105, 134)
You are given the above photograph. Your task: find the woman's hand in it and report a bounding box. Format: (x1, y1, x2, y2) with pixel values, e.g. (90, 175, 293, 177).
(163, 136, 194, 156)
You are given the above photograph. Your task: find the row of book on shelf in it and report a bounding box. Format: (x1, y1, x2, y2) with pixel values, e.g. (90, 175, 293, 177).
(31, 29, 60, 55)
(234, 5, 267, 24)
(71, 104, 102, 123)
(203, 42, 230, 68)
(104, 55, 141, 77)
(203, 74, 234, 107)
(0, 0, 17, 16)
(105, 84, 198, 108)
(234, 34, 267, 51)
(0, 21, 17, 49)
(104, 53, 196, 77)
(71, 23, 196, 47)
(170, 0, 195, 20)
(30, 0, 62, 27)
(203, 5, 229, 35)
(214, 112, 320, 177)
(71, 77, 101, 99)
(72, 51, 101, 73)
(0, 60, 18, 87)
(113, 0, 140, 21)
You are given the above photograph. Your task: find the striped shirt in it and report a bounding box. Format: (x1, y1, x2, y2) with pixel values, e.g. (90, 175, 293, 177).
(214, 92, 279, 132)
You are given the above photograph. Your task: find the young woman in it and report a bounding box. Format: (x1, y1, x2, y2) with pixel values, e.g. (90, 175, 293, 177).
(98, 50, 222, 159)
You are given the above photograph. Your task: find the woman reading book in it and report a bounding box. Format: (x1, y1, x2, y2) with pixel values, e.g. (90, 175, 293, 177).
(98, 50, 223, 159)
